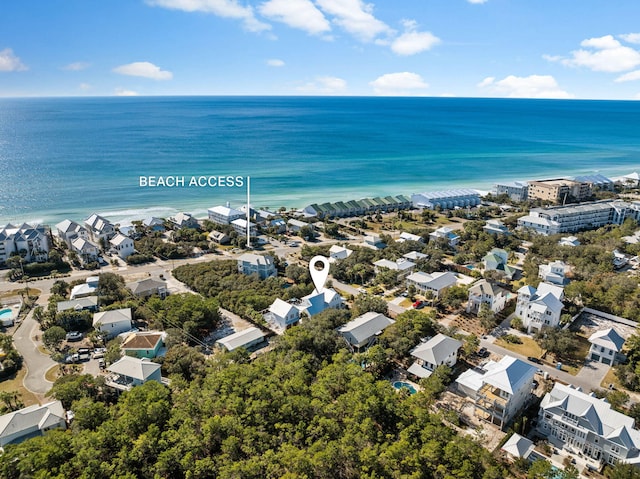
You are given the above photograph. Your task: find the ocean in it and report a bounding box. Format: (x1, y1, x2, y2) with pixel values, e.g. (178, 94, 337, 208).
(1, 96, 639, 226)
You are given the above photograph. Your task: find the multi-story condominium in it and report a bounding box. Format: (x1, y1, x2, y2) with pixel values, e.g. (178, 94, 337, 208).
(537, 383, 640, 467)
(517, 201, 640, 235)
(0, 223, 50, 264)
(237, 253, 276, 279)
(527, 178, 592, 204)
(411, 189, 481, 210)
(466, 279, 508, 315)
(207, 205, 244, 225)
(574, 173, 615, 191)
(494, 181, 529, 202)
(538, 260, 568, 285)
(456, 355, 537, 430)
(55, 219, 89, 248)
(515, 282, 564, 333)
(84, 214, 116, 243)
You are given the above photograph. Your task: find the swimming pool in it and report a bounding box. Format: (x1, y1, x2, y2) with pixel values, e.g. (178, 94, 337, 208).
(392, 381, 417, 394)
(0, 309, 13, 319)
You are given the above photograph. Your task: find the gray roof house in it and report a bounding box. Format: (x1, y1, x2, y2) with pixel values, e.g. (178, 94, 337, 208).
(407, 333, 462, 379)
(537, 383, 640, 468)
(93, 308, 133, 339)
(56, 295, 99, 313)
(0, 401, 66, 447)
(337, 312, 395, 352)
(216, 327, 267, 352)
(106, 356, 164, 391)
(127, 278, 167, 298)
(588, 328, 625, 366)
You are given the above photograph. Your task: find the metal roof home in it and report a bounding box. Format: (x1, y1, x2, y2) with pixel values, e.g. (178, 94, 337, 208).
(0, 400, 66, 447)
(216, 327, 267, 352)
(337, 312, 394, 352)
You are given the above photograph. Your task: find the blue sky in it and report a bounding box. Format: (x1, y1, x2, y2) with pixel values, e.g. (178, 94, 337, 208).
(2, 0, 640, 99)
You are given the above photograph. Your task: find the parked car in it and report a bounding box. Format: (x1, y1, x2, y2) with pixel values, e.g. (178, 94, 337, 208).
(65, 331, 83, 342)
(527, 356, 542, 364)
(477, 347, 489, 357)
(413, 300, 425, 309)
(92, 348, 106, 359)
(98, 358, 106, 370)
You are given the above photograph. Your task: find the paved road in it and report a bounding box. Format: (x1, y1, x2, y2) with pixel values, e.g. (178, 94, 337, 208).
(12, 296, 57, 398)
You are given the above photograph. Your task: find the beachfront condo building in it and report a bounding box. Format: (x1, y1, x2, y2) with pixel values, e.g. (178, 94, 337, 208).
(537, 383, 640, 468)
(527, 178, 592, 204)
(494, 181, 529, 202)
(0, 223, 50, 264)
(411, 189, 480, 210)
(208, 205, 244, 225)
(517, 201, 640, 235)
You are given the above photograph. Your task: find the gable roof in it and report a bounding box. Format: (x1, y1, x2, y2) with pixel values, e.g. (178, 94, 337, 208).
(127, 278, 166, 295)
(122, 332, 163, 351)
(110, 233, 131, 246)
(411, 333, 462, 364)
(216, 327, 266, 352)
(468, 279, 506, 297)
(56, 296, 98, 312)
(0, 401, 65, 444)
(238, 253, 274, 267)
(588, 328, 625, 352)
(269, 298, 298, 318)
(93, 308, 132, 327)
(337, 312, 395, 345)
(107, 356, 161, 381)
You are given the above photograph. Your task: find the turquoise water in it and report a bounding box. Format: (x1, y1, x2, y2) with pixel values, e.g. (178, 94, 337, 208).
(393, 381, 417, 394)
(1, 97, 639, 225)
(0, 309, 14, 319)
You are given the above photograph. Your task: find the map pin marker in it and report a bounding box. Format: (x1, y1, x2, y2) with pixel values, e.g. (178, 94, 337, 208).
(309, 255, 330, 293)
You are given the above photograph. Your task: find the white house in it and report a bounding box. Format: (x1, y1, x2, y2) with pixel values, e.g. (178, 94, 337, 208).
(515, 282, 564, 333)
(55, 219, 88, 248)
(0, 401, 66, 447)
(537, 383, 640, 468)
(237, 253, 276, 279)
(456, 355, 537, 429)
(501, 433, 539, 462)
(483, 219, 510, 236)
(287, 218, 310, 233)
(373, 258, 416, 280)
(538, 260, 568, 285)
(363, 234, 386, 250)
(70, 276, 99, 299)
(93, 308, 133, 339)
(106, 356, 164, 391)
(71, 237, 100, 264)
(110, 233, 135, 259)
(216, 327, 267, 352)
(466, 279, 508, 315)
(208, 205, 244, 225)
(429, 226, 460, 247)
(405, 271, 457, 298)
(231, 218, 257, 238)
(407, 333, 462, 379)
(588, 328, 625, 366)
(0, 223, 50, 264)
(398, 232, 424, 243)
(265, 298, 301, 331)
(403, 251, 428, 261)
(337, 312, 395, 352)
(559, 236, 581, 247)
(84, 214, 116, 243)
(329, 245, 353, 262)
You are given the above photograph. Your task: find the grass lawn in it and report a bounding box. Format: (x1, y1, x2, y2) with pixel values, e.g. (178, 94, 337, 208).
(0, 288, 42, 300)
(45, 365, 61, 383)
(0, 367, 41, 407)
(495, 336, 544, 358)
(600, 367, 623, 390)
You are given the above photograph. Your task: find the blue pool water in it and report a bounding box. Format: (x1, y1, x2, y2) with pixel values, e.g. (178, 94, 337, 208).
(0, 309, 13, 319)
(393, 381, 417, 394)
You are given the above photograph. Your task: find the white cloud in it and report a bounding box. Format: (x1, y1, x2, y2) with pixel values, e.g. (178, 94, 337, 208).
(114, 88, 139, 96)
(369, 72, 429, 96)
(79, 83, 92, 91)
(467, 0, 488, 3)
(267, 58, 285, 67)
(62, 62, 90, 71)
(478, 74, 573, 99)
(113, 62, 173, 80)
(316, 0, 391, 42)
(550, 35, 640, 73)
(146, 0, 270, 32)
(259, 0, 330, 36)
(615, 70, 640, 82)
(390, 20, 440, 56)
(620, 33, 640, 44)
(296, 75, 347, 93)
(0, 48, 27, 72)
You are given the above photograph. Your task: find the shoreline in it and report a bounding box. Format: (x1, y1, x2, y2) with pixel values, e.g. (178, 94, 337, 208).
(2, 163, 638, 227)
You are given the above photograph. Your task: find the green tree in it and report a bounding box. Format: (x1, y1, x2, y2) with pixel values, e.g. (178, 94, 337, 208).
(351, 294, 388, 317)
(528, 458, 554, 479)
(42, 325, 67, 351)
